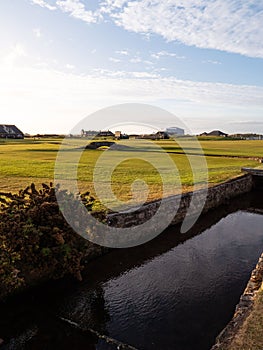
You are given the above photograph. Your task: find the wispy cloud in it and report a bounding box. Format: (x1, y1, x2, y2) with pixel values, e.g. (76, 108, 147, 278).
(31, 0, 101, 23)
(30, 1, 263, 58)
(100, 0, 128, 13)
(202, 60, 222, 65)
(111, 0, 263, 58)
(130, 71, 158, 78)
(33, 28, 42, 38)
(151, 50, 186, 60)
(56, 0, 101, 23)
(31, 0, 56, 11)
(129, 57, 141, 63)
(2, 44, 27, 67)
(65, 63, 75, 69)
(109, 57, 121, 63)
(116, 50, 129, 56)
(227, 120, 263, 125)
(114, 50, 155, 66)
(1, 61, 263, 133)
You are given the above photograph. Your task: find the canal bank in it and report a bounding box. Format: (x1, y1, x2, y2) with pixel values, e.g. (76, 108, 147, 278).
(210, 167, 263, 350)
(1, 188, 263, 349)
(211, 168, 263, 350)
(211, 252, 263, 349)
(0, 172, 255, 301)
(107, 173, 254, 229)
(1, 170, 263, 349)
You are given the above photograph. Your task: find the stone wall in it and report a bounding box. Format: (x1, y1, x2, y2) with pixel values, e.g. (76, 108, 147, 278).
(107, 174, 254, 228)
(211, 253, 263, 350)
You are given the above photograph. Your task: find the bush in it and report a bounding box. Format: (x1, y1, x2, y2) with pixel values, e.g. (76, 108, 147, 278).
(0, 183, 103, 300)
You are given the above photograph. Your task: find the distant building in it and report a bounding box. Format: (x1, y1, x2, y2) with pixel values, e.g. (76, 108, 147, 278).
(81, 129, 98, 137)
(128, 134, 140, 139)
(246, 135, 263, 140)
(139, 131, 169, 140)
(114, 131, 129, 139)
(231, 133, 263, 140)
(0, 124, 24, 139)
(155, 131, 169, 139)
(97, 130, 115, 138)
(166, 127, 184, 136)
(200, 130, 228, 137)
(115, 131, 122, 139)
(81, 130, 115, 138)
(209, 130, 228, 137)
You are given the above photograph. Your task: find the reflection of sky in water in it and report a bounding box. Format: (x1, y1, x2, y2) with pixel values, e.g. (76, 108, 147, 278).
(102, 211, 263, 350)
(2, 206, 263, 350)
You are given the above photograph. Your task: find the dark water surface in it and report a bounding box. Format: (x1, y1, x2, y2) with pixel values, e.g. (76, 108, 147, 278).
(1, 191, 263, 350)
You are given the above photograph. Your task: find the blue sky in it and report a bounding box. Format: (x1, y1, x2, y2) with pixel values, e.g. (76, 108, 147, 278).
(1, 0, 263, 134)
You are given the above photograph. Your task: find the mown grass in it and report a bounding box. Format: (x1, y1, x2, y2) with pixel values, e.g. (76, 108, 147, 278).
(156, 139, 263, 158)
(0, 138, 260, 209)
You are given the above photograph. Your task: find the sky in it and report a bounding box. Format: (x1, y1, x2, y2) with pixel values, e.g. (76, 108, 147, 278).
(0, 0, 263, 134)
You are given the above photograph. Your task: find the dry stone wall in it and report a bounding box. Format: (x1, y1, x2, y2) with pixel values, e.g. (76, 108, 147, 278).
(107, 174, 254, 228)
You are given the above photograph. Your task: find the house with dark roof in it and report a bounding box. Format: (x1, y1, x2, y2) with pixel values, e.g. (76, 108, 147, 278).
(209, 130, 228, 137)
(97, 130, 115, 138)
(138, 131, 169, 140)
(200, 130, 228, 137)
(0, 125, 24, 139)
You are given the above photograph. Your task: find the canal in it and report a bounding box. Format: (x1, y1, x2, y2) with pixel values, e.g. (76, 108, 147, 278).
(1, 190, 263, 350)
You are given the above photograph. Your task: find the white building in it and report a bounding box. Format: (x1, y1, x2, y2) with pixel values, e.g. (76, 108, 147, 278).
(166, 127, 184, 136)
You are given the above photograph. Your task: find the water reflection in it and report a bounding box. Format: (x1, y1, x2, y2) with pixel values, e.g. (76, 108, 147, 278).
(1, 190, 263, 350)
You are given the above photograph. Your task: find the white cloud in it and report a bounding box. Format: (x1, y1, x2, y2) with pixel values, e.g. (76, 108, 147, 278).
(65, 63, 75, 69)
(202, 60, 222, 65)
(144, 60, 154, 65)
(228, 120, 263, 125)
(1, 45, 263, 133)
(129, 57, 141, 63)
(109, 57, 121, 62)
(112, 0, 263, 58)
(29, 1, 263, 58)
(33, 28, 42, 38)
(151, 51, 186, 60)
(31, 0, 101, 23)
(2, 62, 263, 107)
(2, 44, 27, 68)
(116, 50, 129, 55)
(56, 0, 100, 23)
(31, 0, 56, 10)
(100, 0, 128, 13)
(130, 71, 158, 78)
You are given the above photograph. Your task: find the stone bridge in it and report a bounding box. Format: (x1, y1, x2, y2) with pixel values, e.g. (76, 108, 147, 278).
(85, 141, 115, 149)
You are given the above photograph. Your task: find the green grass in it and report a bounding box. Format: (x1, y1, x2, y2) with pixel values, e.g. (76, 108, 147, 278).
(156, 139, 263, 158)
(0, 138, 261, 209)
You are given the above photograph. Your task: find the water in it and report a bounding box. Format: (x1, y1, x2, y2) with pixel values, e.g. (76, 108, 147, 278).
(1, 191, 263, 350)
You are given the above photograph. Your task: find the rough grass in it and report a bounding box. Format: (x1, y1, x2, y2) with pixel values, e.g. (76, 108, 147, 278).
(225, 289, 263, 350)
(0, 138, 260, 208)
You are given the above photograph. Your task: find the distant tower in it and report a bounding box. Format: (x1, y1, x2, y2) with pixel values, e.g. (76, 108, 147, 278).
(115, 131, 122, 139)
